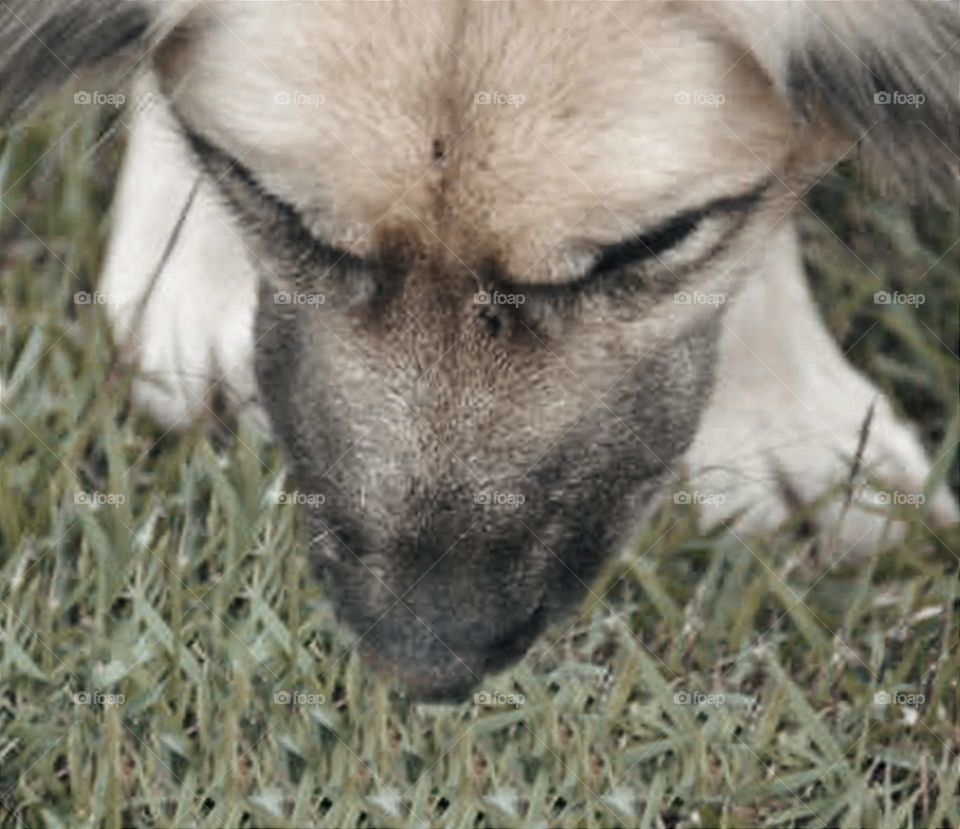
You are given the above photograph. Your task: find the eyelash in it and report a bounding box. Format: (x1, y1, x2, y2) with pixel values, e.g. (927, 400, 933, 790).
(590, 188, 767, 281)
(588, 209, 704, 277)
(499, 192, 762, 309)
(181, 125, 354, 272)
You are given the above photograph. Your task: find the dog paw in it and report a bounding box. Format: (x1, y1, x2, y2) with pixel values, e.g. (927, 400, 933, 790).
(685, 381, 958, 558)
(684, 230, 959, 559)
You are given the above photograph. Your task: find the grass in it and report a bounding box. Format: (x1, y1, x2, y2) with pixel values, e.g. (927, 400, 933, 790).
(1, 92, 958, 829)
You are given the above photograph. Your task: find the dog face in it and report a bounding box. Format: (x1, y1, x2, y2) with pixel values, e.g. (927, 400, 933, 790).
(2, 0, 956, 699)
(163, 2, 794, 698)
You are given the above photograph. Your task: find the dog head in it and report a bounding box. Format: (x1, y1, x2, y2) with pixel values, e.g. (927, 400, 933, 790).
(3, 0, 956, 700)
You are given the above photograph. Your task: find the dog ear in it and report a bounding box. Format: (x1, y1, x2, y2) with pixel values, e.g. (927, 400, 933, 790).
(718, 1, 959, 201)
(0, 0, 160, 126)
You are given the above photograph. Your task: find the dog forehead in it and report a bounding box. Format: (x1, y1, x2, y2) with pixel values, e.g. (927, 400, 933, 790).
(166, 1, 789, 279)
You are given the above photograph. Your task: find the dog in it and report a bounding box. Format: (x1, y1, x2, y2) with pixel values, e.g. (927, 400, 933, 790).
(2, 1, 957, 700)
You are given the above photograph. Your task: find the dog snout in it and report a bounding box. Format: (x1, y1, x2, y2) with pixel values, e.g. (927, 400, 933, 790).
(311, 523, 549, 700)
(353, 592, 548, 701)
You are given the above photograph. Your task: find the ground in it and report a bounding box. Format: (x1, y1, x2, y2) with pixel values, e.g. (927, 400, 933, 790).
(0, 91, 958, 829)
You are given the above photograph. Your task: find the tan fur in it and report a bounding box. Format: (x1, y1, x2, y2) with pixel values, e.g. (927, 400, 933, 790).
(157, 2, 794, 280)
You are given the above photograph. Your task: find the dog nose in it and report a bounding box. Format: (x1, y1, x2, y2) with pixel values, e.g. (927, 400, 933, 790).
(352, 597, 548, 701)
(355, 619, 484, 702)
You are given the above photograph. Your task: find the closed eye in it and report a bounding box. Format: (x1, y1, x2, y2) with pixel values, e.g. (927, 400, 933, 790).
(590, 209, 702, 275)
(586, 183, 771, 280)
(489, 181, 771, 310)
(178, 122, 367, 273)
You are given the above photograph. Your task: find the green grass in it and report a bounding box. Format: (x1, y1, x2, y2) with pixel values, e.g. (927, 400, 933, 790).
(1, 94, 958, 829)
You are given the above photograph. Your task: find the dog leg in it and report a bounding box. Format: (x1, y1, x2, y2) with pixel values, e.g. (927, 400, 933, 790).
(686, 222, 958, 556)
(101, 75, 261, 429)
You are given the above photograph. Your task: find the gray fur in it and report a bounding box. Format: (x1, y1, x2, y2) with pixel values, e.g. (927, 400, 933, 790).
(254, 273, 718, 699)
(787, 1, 959, 199)
(0, 0, 154, 125)
(713, 0, 960, 199)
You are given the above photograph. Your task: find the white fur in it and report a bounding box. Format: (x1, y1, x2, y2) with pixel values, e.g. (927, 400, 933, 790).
(101, 78, 260, 428)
